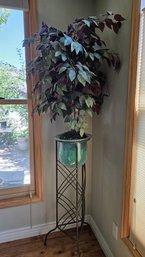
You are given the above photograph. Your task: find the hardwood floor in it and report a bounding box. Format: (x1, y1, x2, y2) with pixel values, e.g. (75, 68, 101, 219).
(0, 227, 106, 257)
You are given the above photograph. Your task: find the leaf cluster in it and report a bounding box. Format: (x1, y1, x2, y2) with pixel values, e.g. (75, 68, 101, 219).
(24, 12, 125, 136)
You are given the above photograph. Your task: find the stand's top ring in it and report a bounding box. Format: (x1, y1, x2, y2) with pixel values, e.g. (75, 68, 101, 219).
(55, 133, 92, 143)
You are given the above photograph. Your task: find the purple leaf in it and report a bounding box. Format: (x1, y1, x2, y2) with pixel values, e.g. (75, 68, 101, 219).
(113, 23, 119, 34)
(39, 22, 48, 35)
(105, 18, 113, 29)
(98, 22, 105, 32)
(114, 14, 125, 22)
(117, 21, 122, 29)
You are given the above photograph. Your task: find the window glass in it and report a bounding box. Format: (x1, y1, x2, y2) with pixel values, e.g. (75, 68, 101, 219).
(0, 1, 42, 207)
(0, 8, 27, 99)
(141, 0, 145, 10)
(0, 104, 30, 188)
(0, 8, 31, 191)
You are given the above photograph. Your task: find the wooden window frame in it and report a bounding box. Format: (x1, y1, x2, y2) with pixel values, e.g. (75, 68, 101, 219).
(0, 0, 43, 208)
(121, 0, 141, 256)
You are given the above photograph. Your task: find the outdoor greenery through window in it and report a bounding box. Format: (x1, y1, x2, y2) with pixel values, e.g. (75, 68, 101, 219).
(0, 0, 43, 208)
(0, 7, 31, 189)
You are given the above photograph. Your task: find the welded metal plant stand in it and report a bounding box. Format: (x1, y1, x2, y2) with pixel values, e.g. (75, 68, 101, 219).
(44, 137, 90, 256)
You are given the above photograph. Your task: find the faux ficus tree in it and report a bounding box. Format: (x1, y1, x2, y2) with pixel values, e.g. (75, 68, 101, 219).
(24, 12, 124, 137)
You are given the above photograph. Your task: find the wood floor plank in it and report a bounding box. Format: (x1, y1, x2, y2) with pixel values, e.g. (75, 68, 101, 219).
(0, 228, 106, 257)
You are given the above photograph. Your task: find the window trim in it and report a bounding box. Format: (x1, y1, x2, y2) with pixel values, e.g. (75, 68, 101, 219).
(0, 0, 29, 10)
(121, 0, 141, 255)
(0, 0, 43, 208)
(121, 0, 140, 238)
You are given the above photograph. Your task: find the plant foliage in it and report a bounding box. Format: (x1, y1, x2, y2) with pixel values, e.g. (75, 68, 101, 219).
(24, 12, 125, 136)
(0, 8, 10, 28)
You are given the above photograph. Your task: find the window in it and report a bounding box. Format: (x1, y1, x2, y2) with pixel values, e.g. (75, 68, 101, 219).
(0, 0, 43, 208)
(122, 0, 145, 256)
(129, 7, 145, 256)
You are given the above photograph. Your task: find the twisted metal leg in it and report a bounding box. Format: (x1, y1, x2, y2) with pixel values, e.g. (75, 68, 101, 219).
(44, 226, 58, 246)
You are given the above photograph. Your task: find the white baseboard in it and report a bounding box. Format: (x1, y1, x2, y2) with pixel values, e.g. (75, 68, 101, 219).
(0, 222, 52, 243)
(89, 216, 114, 257)
(0, 215, 90, 244)
(0, 214, 114, 257)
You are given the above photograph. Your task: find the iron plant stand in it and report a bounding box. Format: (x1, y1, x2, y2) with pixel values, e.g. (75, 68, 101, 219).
(44, 138, 90, 256)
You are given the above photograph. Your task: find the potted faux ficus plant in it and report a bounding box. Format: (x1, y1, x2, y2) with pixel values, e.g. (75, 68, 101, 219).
(24, 12, 124, 166)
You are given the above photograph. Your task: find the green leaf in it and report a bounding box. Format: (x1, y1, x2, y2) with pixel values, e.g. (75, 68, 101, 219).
(83, 47, 88, 58)
(52, 57, 57, 63)
(59, 66, 67, 74)
(57, 108, 63, 116)
(79, 70, 91, 84)
(69, 68, 76, 82)
(82, 122, 88, 129)
(59, 102, 67, 110)
(82, 65, 89, 71)
(45, 76, 52, 84)
(64, 115, 71, 122)
(82, 19, 90, 27)
(51, 102, 56, 110)
(94, 53, 102, 60)
(77, 74, 86, 87)
(55, 51, 61, 57)
(79, 96, 85, 106)
(61, 85, 67, 92)
(71, 42, 83, 54)
(71, 42, 75, 52)
(89, 16, 97, 19)
(92, 20, 99, 26)
(107, 11, 113, 16)
(42, 104, 48, 112)
(89, 53, 94, 61)
(56, 87, 64, 95)
(39, 92, 46, 101)
(87, 109, 92, 117)
(93, 43, 102, 51)
(76, 62, 83, 71)
(70, 120, 77, 130)
(64, 34, 73, 46)
(80, 128, 85, 137)
(51, 41, 59, 50)
(59, 37, 65, 44)
(80, 110, 85, 116)
(85, 97, 94, 108)
(61, 54, 67, 61)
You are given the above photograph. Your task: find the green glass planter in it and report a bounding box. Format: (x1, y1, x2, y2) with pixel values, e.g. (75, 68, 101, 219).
(55, 134, 91, 167)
